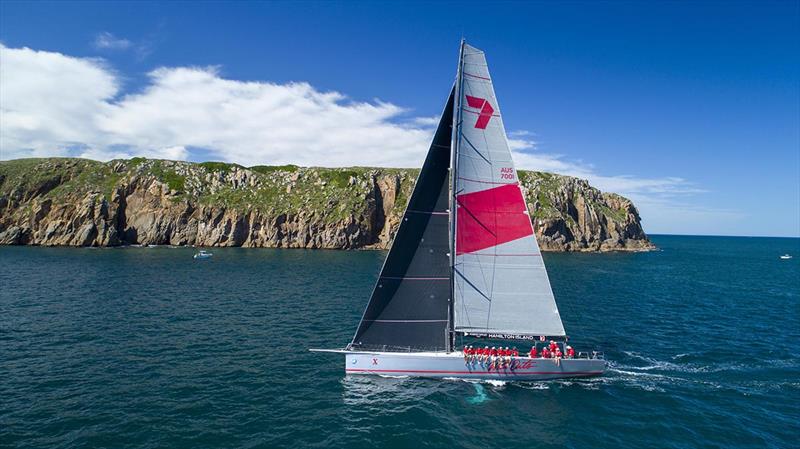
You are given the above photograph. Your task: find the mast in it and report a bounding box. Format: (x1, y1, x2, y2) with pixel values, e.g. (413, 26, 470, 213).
(447, 39, 466, 353)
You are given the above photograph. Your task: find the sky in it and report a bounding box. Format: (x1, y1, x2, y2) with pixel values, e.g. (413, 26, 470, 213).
(0, 1, 798, 237)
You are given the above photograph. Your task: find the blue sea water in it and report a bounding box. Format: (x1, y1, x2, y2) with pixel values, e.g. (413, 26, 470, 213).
(1, 235, 798, 448)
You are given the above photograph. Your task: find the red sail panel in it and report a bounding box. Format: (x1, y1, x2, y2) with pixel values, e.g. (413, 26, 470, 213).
(455, 184, 533, 255)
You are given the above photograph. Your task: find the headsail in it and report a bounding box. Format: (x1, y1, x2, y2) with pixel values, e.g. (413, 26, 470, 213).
(452, 43, 566, 337)
(350, 88, 455, 352)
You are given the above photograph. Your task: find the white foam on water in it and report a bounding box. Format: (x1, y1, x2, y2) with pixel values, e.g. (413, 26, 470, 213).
(621, 351, 724, 373)
(638, 384, 666, 392)
(608, 360, 666, 377)
(443, 377, 478, 383)
(484, 380, 507, 388)
(516, 382, 550, 390)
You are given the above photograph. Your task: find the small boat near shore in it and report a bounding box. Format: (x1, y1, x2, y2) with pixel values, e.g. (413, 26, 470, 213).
(780, 254, 792, 260)
(311, 40, 605, 382)
(193, 250, 213, 259)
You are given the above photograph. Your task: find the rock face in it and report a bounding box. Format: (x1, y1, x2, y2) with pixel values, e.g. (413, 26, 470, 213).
(0, 158, 654, 251)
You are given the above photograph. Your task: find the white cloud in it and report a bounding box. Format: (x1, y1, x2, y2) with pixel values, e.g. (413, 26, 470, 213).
(508, 148, 724, 231)
(0, 44, 721, 233)
(92, 32, 132, 50)
(411, 116, 440, 126)
(0, 45, 433, 166)
(0, 45, 118, 159)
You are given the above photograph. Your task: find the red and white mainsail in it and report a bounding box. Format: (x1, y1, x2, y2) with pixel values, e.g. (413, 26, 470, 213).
(451, 43, 565, 337)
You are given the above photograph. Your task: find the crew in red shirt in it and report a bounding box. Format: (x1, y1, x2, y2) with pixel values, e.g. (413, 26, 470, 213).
(512, 347, 519, 357)
(554, 347, 563, 366)
(566, 346, 575, 358)
(486, 346, 496, 370)
(482, 346, 490, 363)
(549, 340, 558, 352)
(542, 347, 551, 358)
(529, 346, 538, 358)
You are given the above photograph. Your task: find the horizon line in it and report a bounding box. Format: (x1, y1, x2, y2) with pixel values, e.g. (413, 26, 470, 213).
(649, 233, 800, 240)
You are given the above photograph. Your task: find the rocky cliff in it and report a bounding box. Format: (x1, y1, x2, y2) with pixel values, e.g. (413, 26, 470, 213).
(0, 158, 654, 251)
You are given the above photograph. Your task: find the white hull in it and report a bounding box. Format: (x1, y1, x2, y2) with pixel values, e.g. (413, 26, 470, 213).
(343, 351, 605, 381)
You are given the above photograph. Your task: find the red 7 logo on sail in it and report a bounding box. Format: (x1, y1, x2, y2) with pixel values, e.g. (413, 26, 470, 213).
(465, 95, 495, 129)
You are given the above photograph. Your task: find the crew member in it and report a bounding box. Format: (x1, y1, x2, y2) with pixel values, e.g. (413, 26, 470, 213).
(490, 346, 498, 369)
(529, 345, 538, 358)
(542, 346, 551, 358)
(512, 347, 519, 357)
(549, 340, 558, 352)
(566, 345, 575, 358)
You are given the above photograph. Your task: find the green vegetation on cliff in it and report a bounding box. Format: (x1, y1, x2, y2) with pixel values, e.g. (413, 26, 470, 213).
(0, 157, 653, 251)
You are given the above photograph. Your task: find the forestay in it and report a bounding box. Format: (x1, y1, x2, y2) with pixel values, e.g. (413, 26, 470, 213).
(452, 43, 565, 337)
(349, 89, 455, 352)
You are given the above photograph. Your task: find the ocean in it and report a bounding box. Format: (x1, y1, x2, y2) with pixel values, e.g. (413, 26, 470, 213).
(1, 235, 798, 448)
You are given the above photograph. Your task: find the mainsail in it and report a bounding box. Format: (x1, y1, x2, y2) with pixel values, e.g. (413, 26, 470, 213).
(452, 43, 566, 337)
(350, 89, 455, 352)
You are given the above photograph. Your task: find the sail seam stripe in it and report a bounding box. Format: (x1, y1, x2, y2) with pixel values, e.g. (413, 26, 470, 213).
(457, 209, 530, 216)
(464, 72, 491, 81)
(364, 319, 448, 322)
(466, 253, 542, 257)
(406, 209, 449, 215)
(380, 276, 449, 280)
(462, 108, 501, 117)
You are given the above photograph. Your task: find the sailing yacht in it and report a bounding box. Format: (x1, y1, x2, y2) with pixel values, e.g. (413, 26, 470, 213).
(312, 41, 606, 381)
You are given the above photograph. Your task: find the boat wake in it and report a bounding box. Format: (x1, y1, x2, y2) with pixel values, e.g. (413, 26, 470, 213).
(442, 377, 507, 388)
(466, 384, 489, 404)
(606, 353, 800, 395)
(621, 351, 800, 374)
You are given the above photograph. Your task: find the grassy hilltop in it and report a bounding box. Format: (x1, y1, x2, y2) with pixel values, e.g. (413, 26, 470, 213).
(0, 158, 653, 251)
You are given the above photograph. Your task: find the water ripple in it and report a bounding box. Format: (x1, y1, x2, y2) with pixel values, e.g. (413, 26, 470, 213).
(2, 236, 799, 448)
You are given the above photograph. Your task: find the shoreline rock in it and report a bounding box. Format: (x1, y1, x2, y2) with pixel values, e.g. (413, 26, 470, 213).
(0, 158, 655, 252)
